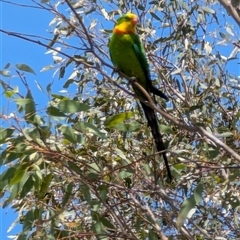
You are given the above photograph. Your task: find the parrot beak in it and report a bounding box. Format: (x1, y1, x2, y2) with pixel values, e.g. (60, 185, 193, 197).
(132, 17, 138, 25)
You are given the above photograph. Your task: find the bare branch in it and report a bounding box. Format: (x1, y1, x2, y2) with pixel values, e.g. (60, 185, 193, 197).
(218, 0, 240, 26)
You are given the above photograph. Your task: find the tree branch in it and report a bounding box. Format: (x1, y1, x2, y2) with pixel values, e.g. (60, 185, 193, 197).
(131, 80, 240, 163)
(218, 0, 240, 26)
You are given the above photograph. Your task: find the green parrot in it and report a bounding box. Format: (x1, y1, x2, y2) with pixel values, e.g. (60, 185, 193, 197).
(109, 13, 172, 181)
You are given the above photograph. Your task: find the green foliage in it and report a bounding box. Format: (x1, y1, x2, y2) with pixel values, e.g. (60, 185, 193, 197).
(177, 183, 203, 228)
(0, 0, 240, 239)
(16, 64, 36, 75)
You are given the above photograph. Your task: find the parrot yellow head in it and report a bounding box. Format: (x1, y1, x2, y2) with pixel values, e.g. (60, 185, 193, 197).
(113, 12, 138, 34)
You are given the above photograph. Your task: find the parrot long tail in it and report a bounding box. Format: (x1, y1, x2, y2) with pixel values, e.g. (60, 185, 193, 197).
(140, 102, 172, 181)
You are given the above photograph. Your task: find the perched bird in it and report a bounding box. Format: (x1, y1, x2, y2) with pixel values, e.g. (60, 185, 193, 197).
(109, 13, 172, 181)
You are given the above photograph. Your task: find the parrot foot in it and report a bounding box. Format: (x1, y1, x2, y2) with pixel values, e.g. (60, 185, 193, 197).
(128, 76, 137, 84)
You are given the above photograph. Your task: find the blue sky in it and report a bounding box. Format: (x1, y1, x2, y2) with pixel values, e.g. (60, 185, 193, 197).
(0, 1, 239, 239)
(0, 1, 53, 114)
(0, 1, 54, 238)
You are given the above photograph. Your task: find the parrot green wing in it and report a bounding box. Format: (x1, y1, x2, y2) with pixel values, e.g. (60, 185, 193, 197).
(132, 36, 150, 83)
(131, 35, 168, 100)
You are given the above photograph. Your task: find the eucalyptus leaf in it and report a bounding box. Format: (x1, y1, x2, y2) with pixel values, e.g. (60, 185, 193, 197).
(16, 64, 36, 75)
